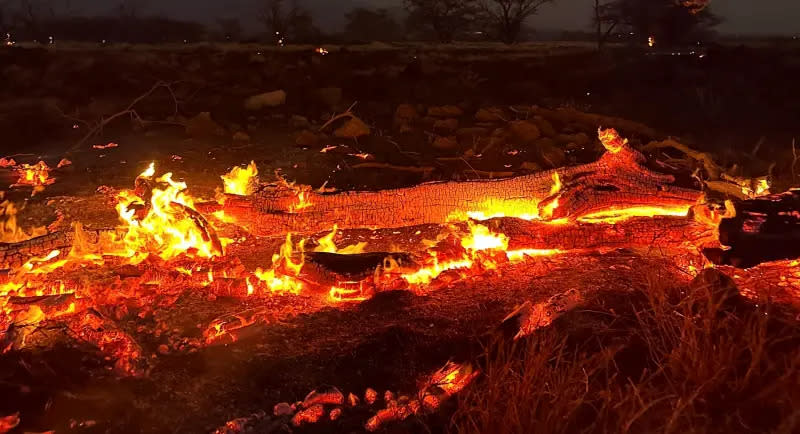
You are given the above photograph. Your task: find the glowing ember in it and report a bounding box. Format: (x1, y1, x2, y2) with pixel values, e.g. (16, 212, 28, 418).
(222, 161, 259, 196)
(453, 172, 562, 222)
(577, 205, 691, 224)
(680, 0, 711, 14)
(598, 128, 628, 154)
(648, 36, 655, 47)
(13, 161, 54, 194)
(93, 142, 119, 150)
(276, 175, 314, 212)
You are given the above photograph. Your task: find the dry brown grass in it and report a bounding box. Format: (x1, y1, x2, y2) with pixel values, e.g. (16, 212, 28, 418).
(451, 271, 800, 434)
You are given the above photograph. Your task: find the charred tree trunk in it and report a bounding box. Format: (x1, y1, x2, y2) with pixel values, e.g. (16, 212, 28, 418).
(214, 146, 702, 237)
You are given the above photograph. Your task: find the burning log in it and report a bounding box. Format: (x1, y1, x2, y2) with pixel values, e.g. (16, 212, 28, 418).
(710, 189, 800, 268)
(496, 215, 716, 252)
(0, 228, 107, 269)
(214, 132, 702, 236)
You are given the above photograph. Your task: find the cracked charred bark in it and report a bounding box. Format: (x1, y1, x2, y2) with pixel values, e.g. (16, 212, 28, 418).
(214, 145, 702, 237)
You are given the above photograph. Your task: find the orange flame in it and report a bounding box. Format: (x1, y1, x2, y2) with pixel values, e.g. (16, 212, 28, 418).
(110, 163, 227, 263)
(253, 234, 306, 294)
(598, 128, 628, 154)
(222, 161, 259, 196)
(313, 225, 367, 255)
(0, 199, 47, 243)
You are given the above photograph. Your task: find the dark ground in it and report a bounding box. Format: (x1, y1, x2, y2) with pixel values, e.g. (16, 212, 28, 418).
(0, 42, 799, 433)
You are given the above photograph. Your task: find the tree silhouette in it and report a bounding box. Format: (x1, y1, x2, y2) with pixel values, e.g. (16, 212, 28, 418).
(597, 0, 720, 47)
(479, 0, 555, 44)
(259, 0, 317, 44)
(344, 8, 399, 42)
(404, 0, 480, 43)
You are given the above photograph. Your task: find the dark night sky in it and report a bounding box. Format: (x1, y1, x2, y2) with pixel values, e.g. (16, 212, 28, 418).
(70, 1, 800, 35)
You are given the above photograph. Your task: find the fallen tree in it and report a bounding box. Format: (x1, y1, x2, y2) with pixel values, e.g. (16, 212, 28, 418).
(213, 136, 703, 237)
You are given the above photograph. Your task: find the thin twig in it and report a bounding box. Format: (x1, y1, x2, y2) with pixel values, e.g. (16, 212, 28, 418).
(66, 81, 183, 154)
(319, 101, 358, 132)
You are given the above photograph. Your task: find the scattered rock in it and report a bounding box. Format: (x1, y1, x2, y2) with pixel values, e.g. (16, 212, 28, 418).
(232, 131, 250, 142)
(317, 87, 343, 108)
(456, 127, 489, 146)
(303, 386, 344, 408)
(573, 132, 591, 147)
(433, 136, 459, 150)
(289, 115, 310, 129)
(291, 404, 325, 427)
(538, 144, 566, 168)
(521, 161, 542, 171)
(185, 112, 225, 139)
(273, 402, 294, 417)
(532, 116, 557, 137)
(555, 132, 591, 147)
(334, 117, 370, 138)
(394, 104, 419, 126)
(295, 130, 321, 147)
(433, 118, 459, 133)
(244, 90, 287, 110)
(532, 137, 558, 150)
(365, 388, 378, 405)
(509, 121, 541, 145)
(428, 105, 463, 118)
(474, 107, 505, 123)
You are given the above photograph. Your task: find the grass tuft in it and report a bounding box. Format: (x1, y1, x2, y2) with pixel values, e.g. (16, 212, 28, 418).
(451, 270, 800, 434)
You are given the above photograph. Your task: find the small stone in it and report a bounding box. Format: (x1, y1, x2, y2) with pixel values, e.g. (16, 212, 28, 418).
(539, 144, 566, 168)
(394, 104, 419, 128)
(232, 131, 250, 142)
(428, 105, 463, 118)
(432, 136, 459, 150)
(295, 130, 321, 147)
(291, 404, 325, 427)
(157, 344, 169, 355)
(303, 386, 344, 408)
(273, 402, 294, 417)
(244, 90, 287, 110)
(532, 116, 557, 137)
(334, 117, 370, 138)
(329, 408, 342, 421)
(365, 388, 378, 404)
(532, 137, 558, 149)
(509, 121, 541, 145)
(185, 112, 225, 139)
(317, 87, 343, 108)
(289, 115, 310, 129)
(474, 107, 505, 122)
(433, 118, 459, 132)
(521, 161, 541, 171)
(573, 132, 591, 147)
